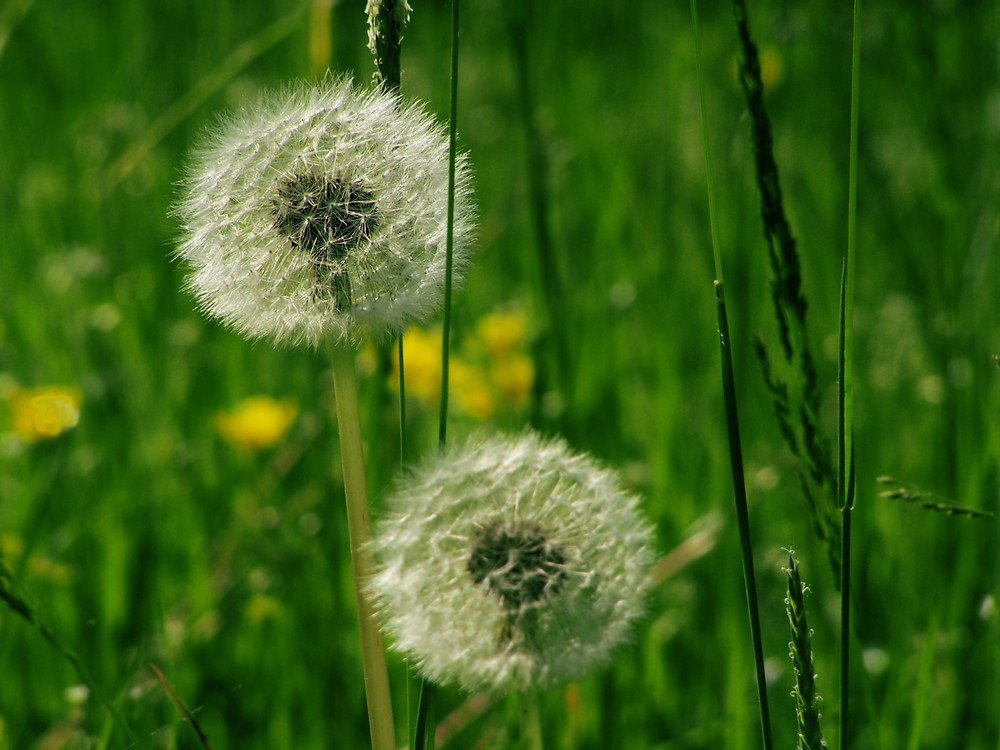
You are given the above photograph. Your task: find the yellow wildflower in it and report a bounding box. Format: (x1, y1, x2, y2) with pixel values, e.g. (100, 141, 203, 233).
(392, 310, 535, 420)
(475, 309, 528, 358)
(490, 352, 535, 408)
(7, 386, 82, 441)
(215, 396, 298, 451)
(450, 361, 496, 420)
(398, 326, 443, 403)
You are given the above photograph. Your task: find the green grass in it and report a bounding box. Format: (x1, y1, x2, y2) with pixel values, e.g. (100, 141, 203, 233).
(1, 1, 998, 748)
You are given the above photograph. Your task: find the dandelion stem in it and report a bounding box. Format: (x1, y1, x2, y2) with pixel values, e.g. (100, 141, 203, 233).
(520, 690, 544, 750)
(329, 343, 396, 750)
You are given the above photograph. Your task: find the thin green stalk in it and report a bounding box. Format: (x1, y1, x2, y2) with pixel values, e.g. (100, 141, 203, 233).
(692, 1, 773, 747)
(416, 2, 461, 748)
(414, 682, 437, 750)
(398, 336, 408, 465)
(715, 282, 775, 750)
(690, 0, 723, 282)
(330, 343, 396, 750)
(438, 0, 460, 451)
(839, 1, 861, 744)
(367, 3, 412, 745)
(838, 496, 853, 749)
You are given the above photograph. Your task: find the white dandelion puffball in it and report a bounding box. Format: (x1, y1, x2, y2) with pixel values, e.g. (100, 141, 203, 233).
(174, 78, 474, 348)
(371, 431, 655, 693)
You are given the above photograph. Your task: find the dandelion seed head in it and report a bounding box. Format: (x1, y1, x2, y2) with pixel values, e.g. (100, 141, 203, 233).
(174, 78, 474, 348)
(371, 431, 655, 693)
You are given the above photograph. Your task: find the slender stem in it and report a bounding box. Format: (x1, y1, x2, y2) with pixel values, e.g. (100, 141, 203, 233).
(840, 1, 861, 743)
(367, 3, 410, 745)
(438, 0, 460, 450)
(308, 0, 332, 77)
(417, 2, 461, 746)
(692, 0, 772, 745)
(414, 682, 437, 750)
(398, 337, 408, 463)
(329, 343, 396, 750)
(714, 282, 774, 750)
(690, 0, 723, 285)
(839, 502, 852, 749)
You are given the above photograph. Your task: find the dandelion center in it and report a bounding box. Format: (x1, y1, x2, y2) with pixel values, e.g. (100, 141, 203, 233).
(272, 173, 378, 264)
(467, 523, 568, 612)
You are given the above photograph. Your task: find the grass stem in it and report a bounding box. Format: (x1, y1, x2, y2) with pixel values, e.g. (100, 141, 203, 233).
(330, 342, 396, 750)
(715, 282, 775, 750)
(839, 1, 862, 743)
(692, 1, 773, 746)
(416, 0, 461, 744)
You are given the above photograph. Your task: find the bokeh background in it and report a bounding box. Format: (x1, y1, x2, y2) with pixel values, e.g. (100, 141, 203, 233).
(1, 1, 998, 748)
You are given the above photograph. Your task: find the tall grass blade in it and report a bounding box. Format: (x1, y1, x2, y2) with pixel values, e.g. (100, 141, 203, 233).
(415, 2, 462, 747)
(715, 282, 775, 750)
(149, 662, 214, 750)
(692, 2, 773, 746)
(839, 2, 861, 743)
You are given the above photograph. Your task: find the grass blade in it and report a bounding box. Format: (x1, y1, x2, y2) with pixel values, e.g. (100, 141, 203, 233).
(149, 662, 214, 750)
(692, 2, 772, 746)
(715, 281, 775, 750)
(839, 2, 861, 744)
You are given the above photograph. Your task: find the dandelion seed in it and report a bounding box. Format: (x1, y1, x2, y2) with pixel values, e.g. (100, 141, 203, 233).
(173, 77, 474, 348)
(371, 430, 655, 693)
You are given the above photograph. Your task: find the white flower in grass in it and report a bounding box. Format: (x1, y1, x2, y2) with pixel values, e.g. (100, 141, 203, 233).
(174, 77, 474, 348)
(371, 431, 655, 693)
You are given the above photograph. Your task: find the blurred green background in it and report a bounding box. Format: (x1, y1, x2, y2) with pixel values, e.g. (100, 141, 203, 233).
(1, 0, 997, 748)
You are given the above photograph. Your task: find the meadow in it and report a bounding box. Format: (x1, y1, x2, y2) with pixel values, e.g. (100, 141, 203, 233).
(1, 1, 998, 748)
